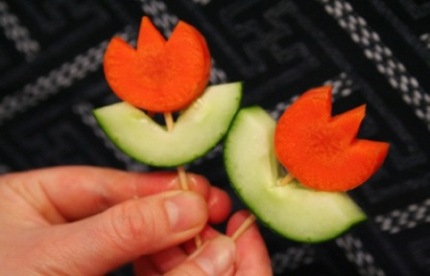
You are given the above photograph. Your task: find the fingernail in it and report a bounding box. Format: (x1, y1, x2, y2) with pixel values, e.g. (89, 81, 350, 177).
(193, 236, 236, 276)
(164, 191, 206, 232)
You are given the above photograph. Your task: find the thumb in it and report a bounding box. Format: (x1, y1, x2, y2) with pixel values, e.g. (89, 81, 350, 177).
(45, 190, 208, 275)
(165, 236, 236, 276)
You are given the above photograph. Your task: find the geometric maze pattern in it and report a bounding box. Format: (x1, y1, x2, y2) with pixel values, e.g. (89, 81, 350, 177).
(1, 0, 430, 275)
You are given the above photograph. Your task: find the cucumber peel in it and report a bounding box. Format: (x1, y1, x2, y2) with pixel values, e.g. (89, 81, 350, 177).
(224, 106, 366, 243)
(94, 82, 242, 167)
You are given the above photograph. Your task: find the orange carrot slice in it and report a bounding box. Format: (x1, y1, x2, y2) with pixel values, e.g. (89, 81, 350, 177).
(103, 16, 211, 112)
(274, 86, 389, 191)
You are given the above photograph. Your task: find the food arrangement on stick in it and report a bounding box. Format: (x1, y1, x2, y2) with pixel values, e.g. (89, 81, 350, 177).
(94, 16, 389, 245)
(224, 86, 389, 242)
(93, 16, 242, 246)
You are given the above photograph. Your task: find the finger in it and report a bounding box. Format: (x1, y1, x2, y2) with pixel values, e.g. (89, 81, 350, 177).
(226, 210, 272, 275)
(164, 235, 236, 276)
(1, 166, 230, 222)
(43, 190, 208, 275)
(207, 186, 232, 224)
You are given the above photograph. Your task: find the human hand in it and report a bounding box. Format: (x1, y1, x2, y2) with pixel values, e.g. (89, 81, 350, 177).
(0, 166, 271, 275)
(0, 166, 228, 274)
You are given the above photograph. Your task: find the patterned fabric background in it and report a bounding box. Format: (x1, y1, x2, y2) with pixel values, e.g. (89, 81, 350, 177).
(1, 0, 430, 275)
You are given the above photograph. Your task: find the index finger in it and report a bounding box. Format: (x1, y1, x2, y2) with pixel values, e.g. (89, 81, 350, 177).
(1, 166, 230, 222)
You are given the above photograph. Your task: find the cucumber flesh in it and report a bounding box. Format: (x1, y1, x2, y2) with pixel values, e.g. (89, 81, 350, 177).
(224, 106, 366, 243)
(94, 82, 242, 167)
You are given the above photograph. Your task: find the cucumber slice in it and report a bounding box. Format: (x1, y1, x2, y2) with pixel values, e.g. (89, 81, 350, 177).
(94, 82, 242, 167)
(224, 106, 366, 243)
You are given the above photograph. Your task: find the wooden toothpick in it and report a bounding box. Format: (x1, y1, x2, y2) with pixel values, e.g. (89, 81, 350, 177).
(278, 173, 295, 186)
(231, 214, 257, 241)
(177, 165, 189, 191)
(164, 112, 175, 132)
(164, 112, 202, 246)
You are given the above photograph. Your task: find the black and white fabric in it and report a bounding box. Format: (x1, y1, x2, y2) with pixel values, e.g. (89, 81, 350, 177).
(1, 1, 430, 275)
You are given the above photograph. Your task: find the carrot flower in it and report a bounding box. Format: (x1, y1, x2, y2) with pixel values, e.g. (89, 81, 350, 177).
(275, 86, 389, 191)
(103, 16, 211, 113)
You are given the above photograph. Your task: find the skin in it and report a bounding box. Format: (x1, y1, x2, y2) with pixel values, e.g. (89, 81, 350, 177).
(0, 166, 272, 275)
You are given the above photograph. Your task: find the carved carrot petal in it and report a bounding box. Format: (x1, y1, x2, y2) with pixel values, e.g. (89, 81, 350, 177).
(274, 86, 389, 191)
(103, 16, 211, 112)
